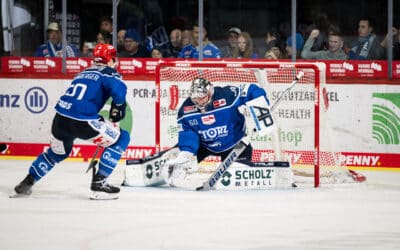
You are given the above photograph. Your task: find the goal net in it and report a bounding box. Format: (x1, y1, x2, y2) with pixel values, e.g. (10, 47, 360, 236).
(155, 61, 361, 187)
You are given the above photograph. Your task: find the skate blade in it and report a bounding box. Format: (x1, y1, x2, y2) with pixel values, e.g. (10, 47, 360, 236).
(9, 192, 31, 199)
(89, 191, 119, 200)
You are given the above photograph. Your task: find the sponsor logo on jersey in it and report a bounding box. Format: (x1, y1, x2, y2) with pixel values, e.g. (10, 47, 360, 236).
(183, 105, 196, 113)
(198, 125, 228, 140)
(201, 114, 216, 125)
(213, 98, 226, 108)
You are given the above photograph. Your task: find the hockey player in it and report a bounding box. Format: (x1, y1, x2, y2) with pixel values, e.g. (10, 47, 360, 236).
(163, 77, 270, 185)
(12, 44, 130, 200)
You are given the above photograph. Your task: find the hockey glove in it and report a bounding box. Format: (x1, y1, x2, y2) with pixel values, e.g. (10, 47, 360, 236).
(109, 101, 126, 122)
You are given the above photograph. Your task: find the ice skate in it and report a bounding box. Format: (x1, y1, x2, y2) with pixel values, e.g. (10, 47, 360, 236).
(90, 173, 120, 200)
(10, 174, 35, 198)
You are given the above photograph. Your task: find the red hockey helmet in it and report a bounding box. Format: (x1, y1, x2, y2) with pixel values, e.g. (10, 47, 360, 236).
(93, 43, 117, 64)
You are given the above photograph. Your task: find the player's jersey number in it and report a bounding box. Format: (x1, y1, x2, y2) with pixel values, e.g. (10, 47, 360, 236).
(65, 83, 87, 100)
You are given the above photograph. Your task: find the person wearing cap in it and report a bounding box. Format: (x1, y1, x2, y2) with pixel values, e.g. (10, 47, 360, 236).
(118, 28, 150, 58)
(220, 27, 241, 58)
(34, 22, 79, 57)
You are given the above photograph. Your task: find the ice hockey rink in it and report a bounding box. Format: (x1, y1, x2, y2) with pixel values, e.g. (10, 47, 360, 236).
(1, 159, 400, 250)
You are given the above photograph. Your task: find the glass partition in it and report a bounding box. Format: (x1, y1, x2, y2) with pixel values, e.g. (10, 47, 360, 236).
(1, 0, 398, 62)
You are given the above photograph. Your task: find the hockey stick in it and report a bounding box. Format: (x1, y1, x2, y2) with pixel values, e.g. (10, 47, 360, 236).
(196, 138, 249, 191)
(86, 145, 102, 174)
(126, 145, 178, 165)
(196, 72, 305, 191)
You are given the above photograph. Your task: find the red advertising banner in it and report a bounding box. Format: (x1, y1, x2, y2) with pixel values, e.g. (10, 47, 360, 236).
(2, 57, 399, 79)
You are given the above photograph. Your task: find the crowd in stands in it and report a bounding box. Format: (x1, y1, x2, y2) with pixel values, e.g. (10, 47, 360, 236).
(35, 15, 400, 60)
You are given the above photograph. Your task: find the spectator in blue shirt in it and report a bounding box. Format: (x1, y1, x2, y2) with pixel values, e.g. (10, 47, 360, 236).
(179, 24, 221, 59)
(34, 22, 79, 57)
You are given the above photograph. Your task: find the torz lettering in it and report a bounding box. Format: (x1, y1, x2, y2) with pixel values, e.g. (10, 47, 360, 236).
(198, 126, 228, 140)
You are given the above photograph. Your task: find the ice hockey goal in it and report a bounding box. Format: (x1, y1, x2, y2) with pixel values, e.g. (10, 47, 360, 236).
(155, 61, 361, 187)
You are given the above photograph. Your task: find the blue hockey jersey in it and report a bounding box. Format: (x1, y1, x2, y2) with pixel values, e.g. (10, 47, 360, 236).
(177, 84, 269, 154)
(178, 43, 221, 59)
(55, 65, 127, 120)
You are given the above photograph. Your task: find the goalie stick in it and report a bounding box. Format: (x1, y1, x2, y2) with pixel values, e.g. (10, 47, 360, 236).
(196, 71, 305, 191)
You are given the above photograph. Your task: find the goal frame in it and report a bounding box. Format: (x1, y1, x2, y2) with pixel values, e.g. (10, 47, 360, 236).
(155, 61, 324, 187)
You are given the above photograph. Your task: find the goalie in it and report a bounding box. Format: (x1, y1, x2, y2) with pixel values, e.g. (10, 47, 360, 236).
(126, 77, 281, 188)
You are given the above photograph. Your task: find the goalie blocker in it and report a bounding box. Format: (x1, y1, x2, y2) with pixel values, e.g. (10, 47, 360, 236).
(123, 149, 294, 190)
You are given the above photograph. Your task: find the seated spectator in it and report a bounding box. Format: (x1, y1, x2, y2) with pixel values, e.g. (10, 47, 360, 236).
(80, 41, 94, 57)
(151, 47, 163, 58)
(348, 17, 384, 60)
(301, 29, 347, 60)
(233, 31, 258, 59)
(34, 22, 79, 57)
(220, 27, 241, 58)
(168, 28, 183, 58)
(306, 12, 330, 51)
(260, 27, 283, 57)
(99, 16, 113, 34)
(178, 24, 221, 59)
(285, 33, 304, 59)
(96, 31, 112, 45)
(265, 46, 285, 60)
(118, 28, 150, 58)
(380, 26, 400, 60)
(181, 29, 194, 47)
(117, 29, 127, 51)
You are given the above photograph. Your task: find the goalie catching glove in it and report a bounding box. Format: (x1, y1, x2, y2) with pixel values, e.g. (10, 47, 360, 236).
(160, 151, 198, 186)
(109, 101, 126, 122)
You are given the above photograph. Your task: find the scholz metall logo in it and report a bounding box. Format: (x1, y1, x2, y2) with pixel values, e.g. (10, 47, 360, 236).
(24, 87, 48, 113)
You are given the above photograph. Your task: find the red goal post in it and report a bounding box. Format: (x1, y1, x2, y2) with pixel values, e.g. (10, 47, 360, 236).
(155, 61, 340, 187)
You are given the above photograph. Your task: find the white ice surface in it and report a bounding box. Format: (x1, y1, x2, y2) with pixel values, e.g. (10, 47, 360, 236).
(1, 160, 400, 250)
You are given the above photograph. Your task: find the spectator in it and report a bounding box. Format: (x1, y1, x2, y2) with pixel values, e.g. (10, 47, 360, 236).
(178, 24, 221, 59)
(99, 16, 113, 34)
(233, 31, 258, 59)
(81, 41, 94, 57)
(380, 26, 400, 60)
(34, 22, 79, 57)
(168, 28, 183, 58)
(181, 29, 194, 47)
(151, 47, 163, 58)
(220, 27, 241, 58)
(307, 13, 330, 51)
(96, 31, 112, 45)
(301, 29, 347, 60)
(117, 29, 127, 51)
(118, 28, 150, 58)
(265, 46, 285, 60)
(285, 33, 304, 59)
(348, 17, 384, 60)
(260, 27, 283, 57)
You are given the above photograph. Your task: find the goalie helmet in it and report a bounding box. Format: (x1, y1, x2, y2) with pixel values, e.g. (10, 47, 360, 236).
(93, 44, 117, 65)
(189, 78, 214, 109)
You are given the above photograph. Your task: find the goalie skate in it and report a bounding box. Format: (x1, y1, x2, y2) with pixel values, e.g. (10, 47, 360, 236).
(90, 173, 120, 200)
(10, 174, 35, 198)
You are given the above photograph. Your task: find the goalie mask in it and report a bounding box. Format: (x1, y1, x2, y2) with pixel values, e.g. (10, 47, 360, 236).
(189, 78, 214, 110)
